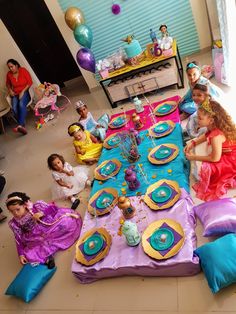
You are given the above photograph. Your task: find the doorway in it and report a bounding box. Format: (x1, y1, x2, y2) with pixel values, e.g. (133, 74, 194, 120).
(0, 0, 81, 85)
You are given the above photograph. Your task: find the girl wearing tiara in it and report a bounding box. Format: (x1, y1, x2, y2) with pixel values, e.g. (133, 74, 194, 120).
(68, 122, 102, 165)
(6, 192, 82, 267)
(184, 99, 236, 201)
(179, 61, 223, 120)
(75, 100, 109, 142)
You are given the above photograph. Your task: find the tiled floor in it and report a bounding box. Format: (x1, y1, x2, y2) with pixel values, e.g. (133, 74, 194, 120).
(1, 50, 236, 314)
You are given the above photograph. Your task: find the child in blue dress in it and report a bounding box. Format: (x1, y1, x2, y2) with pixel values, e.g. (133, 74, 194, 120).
(75, 100, 109, 142)
(179, 61, 223, 120)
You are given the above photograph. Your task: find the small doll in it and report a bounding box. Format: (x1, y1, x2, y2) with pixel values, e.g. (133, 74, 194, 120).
(158, 24, 173, 50)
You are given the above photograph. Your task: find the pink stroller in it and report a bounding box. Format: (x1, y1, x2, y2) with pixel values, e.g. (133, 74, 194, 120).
(34, 83, 71, 123)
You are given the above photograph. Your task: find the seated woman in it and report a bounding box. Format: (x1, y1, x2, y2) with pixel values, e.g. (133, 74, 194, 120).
(6, 59, 33, 135)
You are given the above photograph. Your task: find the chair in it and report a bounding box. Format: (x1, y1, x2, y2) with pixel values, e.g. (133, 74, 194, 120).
(0, 88, 12, 133)
(6, 85, 35, 111)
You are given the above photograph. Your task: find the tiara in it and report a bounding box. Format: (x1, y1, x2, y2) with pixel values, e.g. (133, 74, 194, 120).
(186, 63, 200, 71)
(6, 196, 22, 205)
(199, 98, 215, 115)
(68, 125, 81, 135)
(75, 100, 85, 109)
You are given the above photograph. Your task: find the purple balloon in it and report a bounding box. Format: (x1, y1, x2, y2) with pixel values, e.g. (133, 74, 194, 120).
(76, 48, 95, 73)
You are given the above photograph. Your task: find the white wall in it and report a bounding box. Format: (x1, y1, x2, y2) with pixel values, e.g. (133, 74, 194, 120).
(44, 0, 98, 91)
(0, 20, 40, 91)
(190, 0, 212, 49)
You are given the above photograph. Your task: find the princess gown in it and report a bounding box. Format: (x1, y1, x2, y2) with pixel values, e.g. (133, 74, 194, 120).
(73, 130, 103, 164)
(79, 112, 110, 141)
(179, 75, 224, 115)
(51, 162, 89, 200)
(8, 201, 82, 264)
(193, 129, 236, 201)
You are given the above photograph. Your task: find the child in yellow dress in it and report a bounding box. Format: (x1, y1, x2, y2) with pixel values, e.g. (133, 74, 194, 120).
(68, 122, 102, 165)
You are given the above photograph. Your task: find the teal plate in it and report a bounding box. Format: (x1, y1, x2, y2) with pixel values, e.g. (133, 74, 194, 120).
(150, 228, 174, 251)
(113, 116, 125, 126)
(154, 123, 170, 134)
(100, 162, 116, 176)
(151, 186, 172, 203)
(84, 234, 104, 256)
(154, 147, 172, 159)
(107, 136, 121, 146)
(157, 104, 172, 114)
(96, 193, 114, 209)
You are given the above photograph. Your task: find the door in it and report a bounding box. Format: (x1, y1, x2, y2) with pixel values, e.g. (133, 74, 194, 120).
(0, 0, 81, 85)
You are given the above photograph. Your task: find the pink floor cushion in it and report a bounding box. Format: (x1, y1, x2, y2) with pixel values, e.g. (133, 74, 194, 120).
(194, 197, 236, 237)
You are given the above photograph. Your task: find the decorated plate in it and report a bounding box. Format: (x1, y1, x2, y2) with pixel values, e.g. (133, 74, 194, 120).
(108, 114, 129, 129)
(151, 186, 172, 203)
(75, 228, 112, 266)
(153, 101, 177, 116)
(148, 120, 175, 138)
(142, 219, 185, 260)
(83, 234, 104, 256)
(103, 132, 121, 149)
(94, 159, 121, 181)
(150, 228, 174, 251)
(148, 144, 179, 165)
(88, 187, 118, 216)
(144, 179, 181, 210)
(96, 193, 114, 209)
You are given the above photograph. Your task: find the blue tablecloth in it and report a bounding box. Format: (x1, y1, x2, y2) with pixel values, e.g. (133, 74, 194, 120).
(91, 123, 189, 197)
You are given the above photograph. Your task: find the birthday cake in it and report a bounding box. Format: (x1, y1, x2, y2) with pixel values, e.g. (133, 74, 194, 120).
(124, 39, 142, 59)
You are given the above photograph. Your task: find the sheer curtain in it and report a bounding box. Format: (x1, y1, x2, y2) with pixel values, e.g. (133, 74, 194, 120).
(216, 0, 236, 86)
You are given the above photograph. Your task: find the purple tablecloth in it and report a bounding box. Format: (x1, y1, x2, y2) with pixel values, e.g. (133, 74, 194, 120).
(71, 189, 200, 283)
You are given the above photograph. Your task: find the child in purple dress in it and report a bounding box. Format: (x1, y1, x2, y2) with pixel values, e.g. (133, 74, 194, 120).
(6, 192, 82, 267)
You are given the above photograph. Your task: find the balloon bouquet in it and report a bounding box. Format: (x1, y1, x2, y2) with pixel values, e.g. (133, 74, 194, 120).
(64, 7, 95, 73)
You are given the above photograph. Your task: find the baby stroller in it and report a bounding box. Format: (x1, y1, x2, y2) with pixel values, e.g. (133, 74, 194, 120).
(34, 83, 71, 127)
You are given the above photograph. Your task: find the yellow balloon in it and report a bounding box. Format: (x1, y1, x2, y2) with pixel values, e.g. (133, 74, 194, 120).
(65, 7, 85, 30)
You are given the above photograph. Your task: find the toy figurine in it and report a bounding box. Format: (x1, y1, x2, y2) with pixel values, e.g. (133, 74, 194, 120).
(125, 167, 140, 190)
(117, 196, 136, 219)
(132, 113, 143, 130)
(159, 24, 173, 50)
(133, 96, 144, 113)
(130, 128, 141, 145)
(150, 29, 157, 43)
(121, 220, 141, 246)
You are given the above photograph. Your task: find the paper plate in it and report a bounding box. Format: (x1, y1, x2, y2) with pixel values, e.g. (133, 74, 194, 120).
(88, 187, 118, 216)
(148, 120, 175, 138)
(76, 228, 112, 266)
(153, 101, 177, 116)
(103, 132, 121, 149)
(144, 179, 181, 210)
(83, 234, 104, 256)
(142, 219, 185, 260)
(151, 186, 172, 203)
(150, 228, 174, 251)
(108, 114, 129, 129)
(96, 193, 114, 209)
(148, 144, 179, 165)
(94, 159, 121, 181)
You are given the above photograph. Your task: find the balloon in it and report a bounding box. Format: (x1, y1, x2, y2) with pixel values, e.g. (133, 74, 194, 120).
(76, 48, 96, 73)
(65, 7, 85, 30)
(74, 24, 93, 49)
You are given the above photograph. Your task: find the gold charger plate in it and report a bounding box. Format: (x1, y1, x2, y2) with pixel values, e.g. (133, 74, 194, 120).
(94, 159, 121, 181)
(143, 179, 181, 210)
(75, 227, 112, 266)
(148, 143, 179, 165)
(108, 114, 130, 129)
(142, 218, 185, 260)
(88, 187, 118, 216)
(153, 100, 177, 116)
(103, 132, 120, 149)
(148, 120, 176, 138)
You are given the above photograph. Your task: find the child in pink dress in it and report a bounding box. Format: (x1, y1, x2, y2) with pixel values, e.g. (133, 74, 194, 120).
(185, 99, 236, 201)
